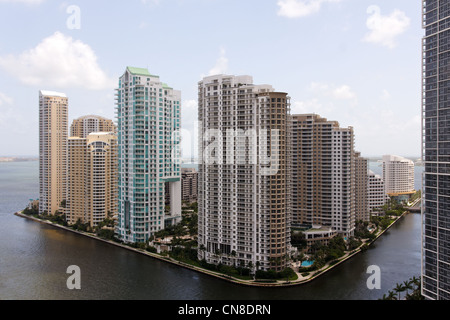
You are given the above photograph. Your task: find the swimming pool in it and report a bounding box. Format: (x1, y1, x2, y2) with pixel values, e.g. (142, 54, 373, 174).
(301, 261, 315, 268)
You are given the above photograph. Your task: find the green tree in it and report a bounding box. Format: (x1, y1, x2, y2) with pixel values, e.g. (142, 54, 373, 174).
(403, 280, 413, 297)
(383, 290, 397, 300)
(394, 283, 405, 300)
(291, 231, 307, 249)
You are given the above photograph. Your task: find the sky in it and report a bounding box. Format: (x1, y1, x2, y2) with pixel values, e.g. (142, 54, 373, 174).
(0, 0, 422, 158)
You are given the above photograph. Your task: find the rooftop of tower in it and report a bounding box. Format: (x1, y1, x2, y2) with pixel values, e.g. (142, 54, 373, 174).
(74, 115, 110, 120)
(126, 66, 159, 78)
(39, 90, 67, 98)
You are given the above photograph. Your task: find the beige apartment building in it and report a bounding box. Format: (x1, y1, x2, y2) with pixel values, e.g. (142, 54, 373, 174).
(39, 90, 68, 216)
(291, 114, 356, 238)
(197, 74, 292, 272)
(70, 115, 116, 138)
(66, 132, 118, 228)
(181, 167, 198, 203)
(355, 151, 369, 222)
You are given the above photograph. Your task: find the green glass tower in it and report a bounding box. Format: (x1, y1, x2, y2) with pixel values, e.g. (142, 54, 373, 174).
(116, 67, 182, 243)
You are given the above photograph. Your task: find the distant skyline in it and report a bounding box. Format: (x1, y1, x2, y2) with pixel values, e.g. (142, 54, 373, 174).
(0, 0, 422, 158)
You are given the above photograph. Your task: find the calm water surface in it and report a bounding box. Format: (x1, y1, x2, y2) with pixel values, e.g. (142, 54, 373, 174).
(0, 161, 423, 300)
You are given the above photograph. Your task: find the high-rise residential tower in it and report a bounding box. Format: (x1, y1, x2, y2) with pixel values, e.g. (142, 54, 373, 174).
(66, 132, 118, 228)
(382, 155, 415, 200)
(116, 67, 182, 243)
(39, 90, 68, 216)
(367, 170, 387, 215)
(197, 74, 291, 272)
(181, 167, 198, 204)
(290, 114, 356, 238)
(422, 0, 450, 300)
(355, 151, 369, 222)
(70, 115, 116, 138)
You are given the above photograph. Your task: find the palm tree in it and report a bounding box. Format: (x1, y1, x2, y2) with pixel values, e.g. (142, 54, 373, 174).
(387, 290, 397, 300)
(403, 280, 413, 297)
(408, 276, 424, 300)
(248, 261, 254, 278)
(284, 253, 290, 268)
(198, 244, 206, 260)
(380, 290, 397, 300)
(411, 276, 420, 289)
(231, 250, 237, 267)
(238, 260, 245, 276)
(215, 248, 222, 264)
(394, 283, 405, 300)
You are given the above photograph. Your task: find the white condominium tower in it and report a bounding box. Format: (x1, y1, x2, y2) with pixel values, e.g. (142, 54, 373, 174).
(66, 132, 118, 228)
(367, 170, 387, 214)
(39, 90, 68, 216)
(198, 74, 291, 272)
(116, 67, 182, 243)
(291, 114, 356, 238)
(382, 155, 415, 198)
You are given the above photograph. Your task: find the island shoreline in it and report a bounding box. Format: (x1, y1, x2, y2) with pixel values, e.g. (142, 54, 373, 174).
(14, 210, 409, 288)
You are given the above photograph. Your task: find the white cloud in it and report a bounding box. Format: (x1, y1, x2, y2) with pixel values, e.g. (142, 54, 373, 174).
(0, 92, 13, 106)
(0, 32, 115, 90)
(277, 0, 341, 18)
(0, 92, 27, 134)
(291, 98, 329, 115)
(208, 47, 229, 76)
(0, 92, 39, 155)
(291, 81, 358, 121)
(182, 99, 198, 127)
(332, 85, 357, 101)
(310, 82, 358, 104)
(309, 82, 329, 92)
(363, 5, 410, 49)
(381, 89, 391, 101)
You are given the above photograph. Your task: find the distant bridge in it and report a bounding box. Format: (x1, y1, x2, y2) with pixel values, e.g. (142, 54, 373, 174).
(407, 201, 422, 213)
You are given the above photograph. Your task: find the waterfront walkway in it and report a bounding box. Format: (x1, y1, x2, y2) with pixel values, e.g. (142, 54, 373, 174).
(14, 211, 406, 288)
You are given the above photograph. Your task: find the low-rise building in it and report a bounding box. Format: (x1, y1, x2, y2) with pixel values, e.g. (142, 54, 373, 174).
(303, 225, 338, 253)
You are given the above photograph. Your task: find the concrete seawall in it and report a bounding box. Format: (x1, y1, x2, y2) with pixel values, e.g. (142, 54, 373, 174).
(14, 211, 406, 288)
